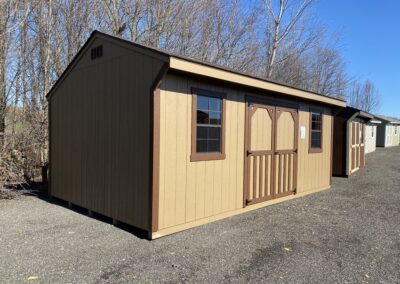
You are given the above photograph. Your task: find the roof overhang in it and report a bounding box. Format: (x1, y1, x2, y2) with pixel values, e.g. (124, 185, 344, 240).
(358, 111, 374, 120)
(169, 57, 346, 108)
(373, 115, 400, 124)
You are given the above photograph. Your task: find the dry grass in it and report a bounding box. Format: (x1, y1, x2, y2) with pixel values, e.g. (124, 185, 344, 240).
(0, 188, 18, 200)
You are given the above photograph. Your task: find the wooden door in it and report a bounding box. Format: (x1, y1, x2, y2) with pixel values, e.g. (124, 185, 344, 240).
(350, 121, 364, 173)
(245, 103, 298, 206)
(245, 103, 275, 205)
(274, 107, 298, 198)
(360, 123, 365, 168)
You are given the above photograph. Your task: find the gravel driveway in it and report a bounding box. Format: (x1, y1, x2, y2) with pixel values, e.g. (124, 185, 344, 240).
(1, 147, 399, 283)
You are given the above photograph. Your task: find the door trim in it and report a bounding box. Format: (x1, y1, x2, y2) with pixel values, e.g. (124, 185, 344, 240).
(244, 101, 276, 206)
(274, 106, 298, 197)
(244, 100, 298, 207)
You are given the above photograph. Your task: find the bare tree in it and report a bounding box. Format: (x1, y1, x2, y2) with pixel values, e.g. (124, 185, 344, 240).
(263, 0, 315, 78)
(348, 80, 381, 113)
(0, 0, 384, 187)
(0, 1, 18, 147)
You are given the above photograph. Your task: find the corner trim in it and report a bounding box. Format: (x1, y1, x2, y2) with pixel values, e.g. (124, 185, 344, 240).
(150, 63, 170, 234)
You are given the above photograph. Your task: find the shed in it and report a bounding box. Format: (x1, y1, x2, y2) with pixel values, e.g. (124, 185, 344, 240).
(364, 117, 382, 154)
(47, 31, 346, 239)
(374, 115, 400, 147)
(332, 107, 373, 177)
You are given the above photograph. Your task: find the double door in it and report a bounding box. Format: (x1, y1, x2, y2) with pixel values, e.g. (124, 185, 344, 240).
(350, 121, 365, 173)
(245, 102, 298, 205)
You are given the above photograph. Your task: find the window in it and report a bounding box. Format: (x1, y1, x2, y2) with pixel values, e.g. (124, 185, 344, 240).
(371, 127, 374, 138)
(309, 109, 323, 153)
(191, 88, 226, 161)
(395, 126, 398, 136)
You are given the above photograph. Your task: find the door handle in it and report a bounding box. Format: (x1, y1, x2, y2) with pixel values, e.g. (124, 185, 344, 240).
(246, 150, 252, 156)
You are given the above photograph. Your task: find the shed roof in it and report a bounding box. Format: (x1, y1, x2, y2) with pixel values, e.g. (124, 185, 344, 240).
(336, 106, 373, 122)
(47, 30, 346, 108)
(374, 115, 400, 124)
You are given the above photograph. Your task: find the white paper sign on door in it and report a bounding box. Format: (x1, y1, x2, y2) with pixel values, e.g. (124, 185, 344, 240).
(300, 126, 306, 140)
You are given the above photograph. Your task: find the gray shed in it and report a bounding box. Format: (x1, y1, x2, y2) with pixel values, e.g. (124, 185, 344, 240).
(374, 115, 400, 147)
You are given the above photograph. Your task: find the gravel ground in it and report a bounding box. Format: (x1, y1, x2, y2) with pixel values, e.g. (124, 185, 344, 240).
(1, 147, 399, 283)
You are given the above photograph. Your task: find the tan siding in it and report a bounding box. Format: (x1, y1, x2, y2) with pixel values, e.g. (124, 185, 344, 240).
(293, 105, 332, 193)
(157, 73, 332, 231)
(50, 37, 167, 230)
(158, 74, 246, 230)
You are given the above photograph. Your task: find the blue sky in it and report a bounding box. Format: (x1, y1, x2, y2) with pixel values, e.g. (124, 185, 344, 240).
(315, 0, 400, 117)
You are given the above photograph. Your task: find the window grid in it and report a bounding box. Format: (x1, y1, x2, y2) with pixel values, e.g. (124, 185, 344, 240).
(309, 110, 323, 153)
(196, 95, 222, 153)
(191, 88, 226, 162)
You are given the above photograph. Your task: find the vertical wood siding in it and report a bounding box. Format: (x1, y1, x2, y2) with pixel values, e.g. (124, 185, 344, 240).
(296, 105, 332, 193)
(376, 123, 386, 147)
(332, 116, 346, 176)
(157, 73, 333, 230)
(50, 37, 166, 230)
(158, 74, 246, 229)
(386, 125, 400, 146)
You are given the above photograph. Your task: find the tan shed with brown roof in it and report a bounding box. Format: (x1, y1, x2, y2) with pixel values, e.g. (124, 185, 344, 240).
(47, 31, 346, 239)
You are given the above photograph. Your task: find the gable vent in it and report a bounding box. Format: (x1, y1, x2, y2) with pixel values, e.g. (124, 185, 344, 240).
(91, 45, 103, 60)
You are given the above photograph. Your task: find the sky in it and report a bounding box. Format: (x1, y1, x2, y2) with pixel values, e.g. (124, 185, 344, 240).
(315, 0, 400, 117)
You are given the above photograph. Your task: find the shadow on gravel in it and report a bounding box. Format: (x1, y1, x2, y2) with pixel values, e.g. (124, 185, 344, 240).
(3, 181, 148, 240)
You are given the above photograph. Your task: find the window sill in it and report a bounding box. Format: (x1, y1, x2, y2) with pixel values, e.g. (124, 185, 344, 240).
(190, 153, 226, 162)
(309, 148, 322, 154)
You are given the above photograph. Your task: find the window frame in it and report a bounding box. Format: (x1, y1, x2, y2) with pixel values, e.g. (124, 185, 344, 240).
(309, 108, 323, 153)
(191, 88, 226, 162)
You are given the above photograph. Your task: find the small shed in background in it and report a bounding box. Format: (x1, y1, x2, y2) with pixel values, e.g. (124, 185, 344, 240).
(332, 107, 373, 177)
(364, 117, 382, 154)
(375, 115, 400, 147)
